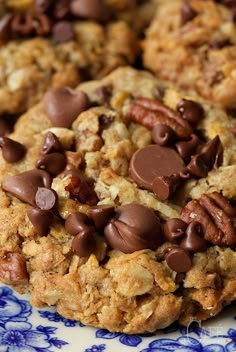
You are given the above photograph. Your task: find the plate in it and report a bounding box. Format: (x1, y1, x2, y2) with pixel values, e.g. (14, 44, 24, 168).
(0, 282, 235, 352)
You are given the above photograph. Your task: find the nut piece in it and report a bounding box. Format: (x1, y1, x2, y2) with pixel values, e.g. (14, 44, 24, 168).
(127, 98, 192, 139)
(181, 192, 236, 246)
(0, 253, 28, 284)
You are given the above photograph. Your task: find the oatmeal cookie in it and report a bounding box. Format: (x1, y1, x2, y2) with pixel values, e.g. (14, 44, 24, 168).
(0, 67, 235, 334)
(143, 0, 236, 109)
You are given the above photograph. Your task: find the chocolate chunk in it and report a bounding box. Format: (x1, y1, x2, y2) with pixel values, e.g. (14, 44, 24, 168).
(70, 0, 110, 22)
(36, 152, 66, 176)
(0, 137, 26, 163)
(152, 174, 181, 201)
(151, 124, 175, 146)
(129, 144, 185, 191)
(35, 187, 57, 210)
(3, 169, 52, 206)
(104, 203, 162, 253)
(65, 212, 91, 235)
(43, 87, 90, 128)
(72, 228, 97, 257)
(0, 14, 13, 41)
(41, 132, 63, 154)
(52, 21, 75, 43)
(35, 0, 54, 13)
(181, 2, 197, 25)
(165, 247, 192, 272)
(163, 218, 187, 242)
(175, 134, 201, 162)
(0, 253, 28, 284)
(27, 207, 53, 236)
(180, 221, 207, 253)
(177, 99, 204, 124)
(88, 205, 114, 229)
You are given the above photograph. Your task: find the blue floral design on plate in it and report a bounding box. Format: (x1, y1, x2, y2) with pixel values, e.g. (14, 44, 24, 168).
(84, 344, 106, 352)
(96, 329, 142, 347)
(38, 310, 83, 327)
(0, 321, 68, 351)
(0, 287, 31, 322)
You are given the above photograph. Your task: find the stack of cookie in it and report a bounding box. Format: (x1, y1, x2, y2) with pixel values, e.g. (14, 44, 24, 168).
(0, 0, 235, 334)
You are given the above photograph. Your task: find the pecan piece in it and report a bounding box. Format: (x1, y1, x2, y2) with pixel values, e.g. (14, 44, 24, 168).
(181, 192, 236, 246)
(0, 252, 28, 284)
(127, 98, 192, 139)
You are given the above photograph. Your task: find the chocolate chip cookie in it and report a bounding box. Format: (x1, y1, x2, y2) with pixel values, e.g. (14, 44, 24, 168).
(143, 0, 236, 109)
(0, 67, 235, 334)
(0, 1, 140, 120)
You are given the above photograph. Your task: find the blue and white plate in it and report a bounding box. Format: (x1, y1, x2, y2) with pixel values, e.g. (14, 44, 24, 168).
(0, 283, 235, 352)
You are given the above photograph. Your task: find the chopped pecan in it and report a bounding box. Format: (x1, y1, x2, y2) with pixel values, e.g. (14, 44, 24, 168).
(181, 192, 236, 246)
(0, 253, 28, 284)
(127, 97, 192, 139)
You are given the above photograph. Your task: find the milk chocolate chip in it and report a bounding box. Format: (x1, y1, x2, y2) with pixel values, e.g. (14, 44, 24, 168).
(41, 132, 63, 154)
(88, 205, 114, 229)
(70, 0, 110, 22)
(35, 187, 57, 210)
(0, 137, 26, 163)
(177, 99, 204, 124)
(72, 228, 96, 257)
(180, 221, 207, 253)
(163, 218, 187, 242)
(104, 203, 162, 253)
(65, 212, 91, 235)
(152, 174, 181, 201)
(129, 144, 185, 191)
(151, 124, 175, 146)
(43, 87, 90, 128)
(27, 207, 53, 236)
(165, 247, 192, 272)
(3, 169, 52, 205)
(36, 152, 66, 176)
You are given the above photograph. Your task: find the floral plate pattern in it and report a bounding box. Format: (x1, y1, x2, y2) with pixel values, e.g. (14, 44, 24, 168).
(0, 283, 235, 352)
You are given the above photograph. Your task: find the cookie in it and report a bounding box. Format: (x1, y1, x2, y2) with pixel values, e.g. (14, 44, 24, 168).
(0, 1, 140, 119)
(0, 67, 235, 334)
(143, 0, 236, 109)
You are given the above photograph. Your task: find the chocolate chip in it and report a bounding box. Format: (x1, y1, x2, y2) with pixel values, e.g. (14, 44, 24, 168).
(41, 132, 63, 154)
(165, 247, 192, 272)
(43, 87, 90, 128)
(181, 2, 197, 25)
(175, 134, 201, 162)
(163, 218, 187, 242)
(187, 154, 208, 178)
(180, 221, 207, 253)
(65, 212, 90, 235)
(0, 14, 13, 41)
(88, 205, 114, 229)
(104, 203, 162, 253)
(52, 21, 75, 43)
(35, 0, 54, 13)
(0, 253, 28, 284)
(152, 174, 181, 201)
(72, 228, 97, 257)
(151, 124, 175, 146)
(36, 152, 66, 176)
(35, 187, 57, 210)
(129, 144, 185, 191)
(177, 99, 204, 124)
(199, 135, 223, 170)
(27, 207, 53, 236)
(0, 137, 26, 163)
(70, 0, 110, 22)
(3, 169, 52, 206)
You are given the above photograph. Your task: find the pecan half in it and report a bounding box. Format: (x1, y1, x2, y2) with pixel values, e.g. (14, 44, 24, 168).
(181, 192, 236, 246)
(0, 252, 28, 284)
(127, 98, 192, 139)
